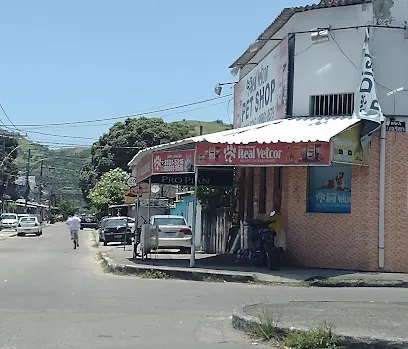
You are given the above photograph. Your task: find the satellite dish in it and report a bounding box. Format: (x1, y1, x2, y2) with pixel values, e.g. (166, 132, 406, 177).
(151, 185, 160, 194)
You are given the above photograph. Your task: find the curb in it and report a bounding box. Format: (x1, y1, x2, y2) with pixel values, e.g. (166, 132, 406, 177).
(98, 252, 255, 283)
(232, 303, 408, 349)
(96, 250, 408, 288)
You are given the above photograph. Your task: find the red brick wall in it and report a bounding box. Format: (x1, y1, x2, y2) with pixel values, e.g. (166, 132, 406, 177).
(240, 131, 408, 272)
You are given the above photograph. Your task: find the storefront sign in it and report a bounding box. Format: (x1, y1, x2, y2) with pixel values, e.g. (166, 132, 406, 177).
(195, 141, 330, 166)
(331, 122, 370, 166)
(134, 153, 152, 182)
(309, 165, 351, 214)
(233, 37, 289, 128)
(149, 168, 234, 187)
(386, 119, 406, 132)
(152, 150, 195, 174)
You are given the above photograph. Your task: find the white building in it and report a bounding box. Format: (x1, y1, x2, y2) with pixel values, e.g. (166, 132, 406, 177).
(231, 0, 408, 125)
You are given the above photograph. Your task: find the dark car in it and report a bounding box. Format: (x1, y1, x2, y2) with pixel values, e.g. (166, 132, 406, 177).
(80, 215, 98, 230)
(100, 217, 133, 246)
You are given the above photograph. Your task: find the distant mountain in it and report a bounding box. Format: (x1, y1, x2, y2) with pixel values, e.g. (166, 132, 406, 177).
(9, 119, 231, 206)
(14, 136, 91, 206)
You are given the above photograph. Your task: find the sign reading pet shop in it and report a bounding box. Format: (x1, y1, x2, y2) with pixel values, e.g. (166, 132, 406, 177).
(152, 150, 195, 174)
(309, 165, 352, 214)
(195, 141, 330, 166)
(233, 37, 289, 128)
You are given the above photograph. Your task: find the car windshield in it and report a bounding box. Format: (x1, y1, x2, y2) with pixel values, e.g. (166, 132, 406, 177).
(20, 217, 36, 223)
(154, 217, 186, 226)
(2, 214, 17, 220)
(106, 219, 127, 228)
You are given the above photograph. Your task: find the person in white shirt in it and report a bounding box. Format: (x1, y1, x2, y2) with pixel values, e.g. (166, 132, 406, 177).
(67, 214, 81, 249)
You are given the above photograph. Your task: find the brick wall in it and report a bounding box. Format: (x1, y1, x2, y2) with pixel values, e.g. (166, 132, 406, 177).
(240, 131, 408, 272)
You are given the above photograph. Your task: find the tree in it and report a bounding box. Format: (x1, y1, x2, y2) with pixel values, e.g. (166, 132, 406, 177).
(0, 134, 19, 198)
(79, 117, 190, 200)
(58, 199, 79, 219)
(88, 168, 128, 213)
(196, 187, 235, 211)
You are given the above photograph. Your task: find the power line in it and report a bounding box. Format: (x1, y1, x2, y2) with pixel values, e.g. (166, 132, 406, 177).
(0, 94, 233, 128)
(14, 100, 230, 130)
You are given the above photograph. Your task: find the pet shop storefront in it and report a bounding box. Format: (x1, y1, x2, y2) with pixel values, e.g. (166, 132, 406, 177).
(128, 116, 397, 271)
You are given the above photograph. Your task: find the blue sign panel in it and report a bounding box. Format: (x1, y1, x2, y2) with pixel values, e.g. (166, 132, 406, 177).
(309, 165, 351, 214)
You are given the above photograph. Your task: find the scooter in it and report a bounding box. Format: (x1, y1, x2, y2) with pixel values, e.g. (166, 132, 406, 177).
(237, 211, 283, 270)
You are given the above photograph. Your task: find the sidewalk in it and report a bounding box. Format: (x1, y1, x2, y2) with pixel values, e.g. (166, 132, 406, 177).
(97, 243, 408, 287)
(0, 230, 17, 241)
(233, 301, 408, 348)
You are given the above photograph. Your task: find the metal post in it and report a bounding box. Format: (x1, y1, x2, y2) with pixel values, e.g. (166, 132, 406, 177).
(378, 120, 386, 268)
(189, 167, 199, 268)
(147, 177, 152, 221)
(24, 149, 31, 212)
(124, 203, 129, 251)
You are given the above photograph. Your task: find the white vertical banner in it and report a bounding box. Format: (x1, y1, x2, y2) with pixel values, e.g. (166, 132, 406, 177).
(353, 28, 384, 123)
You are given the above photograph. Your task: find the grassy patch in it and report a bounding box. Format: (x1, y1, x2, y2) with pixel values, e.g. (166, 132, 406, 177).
(246, 305, 340, 348)
(283, 322, 338, 349)
(251, 303, 280, 341)
(202, 276, 225, 283)
(303, 276, 405, 287)
(96, 251, 103, 260)
(138, 270, 169, 280)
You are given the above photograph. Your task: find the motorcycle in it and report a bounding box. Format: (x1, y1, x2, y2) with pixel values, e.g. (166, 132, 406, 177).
(237, 211, 283, 270)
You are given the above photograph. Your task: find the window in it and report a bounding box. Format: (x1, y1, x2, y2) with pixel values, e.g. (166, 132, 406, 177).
(153, 217, 187, 226)
(310, 93, 354, 116)
(308, 165, 352, 213)
(258, 168, 267, 214)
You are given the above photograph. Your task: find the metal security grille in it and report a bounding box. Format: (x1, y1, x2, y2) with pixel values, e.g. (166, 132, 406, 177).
(310, 93, 354, 116)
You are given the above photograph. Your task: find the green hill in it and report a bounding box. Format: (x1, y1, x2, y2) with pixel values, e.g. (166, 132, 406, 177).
(9, 119, 231, 205)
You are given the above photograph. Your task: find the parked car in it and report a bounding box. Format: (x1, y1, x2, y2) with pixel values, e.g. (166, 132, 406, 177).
(0, 213, 19, 230)
(99, 217, 134, 246)
(17, 216, 42, 236)
(150, 215, 192, 253)
(80, 214, 98, 230)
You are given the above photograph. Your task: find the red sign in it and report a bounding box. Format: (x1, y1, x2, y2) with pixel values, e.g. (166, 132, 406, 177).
(195, 142, 330, 166)
(134, 153, 152, 182)
(152, 150, 195, 174)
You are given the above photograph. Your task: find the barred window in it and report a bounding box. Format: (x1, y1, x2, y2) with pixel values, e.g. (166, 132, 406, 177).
(310, 93, 354, 116)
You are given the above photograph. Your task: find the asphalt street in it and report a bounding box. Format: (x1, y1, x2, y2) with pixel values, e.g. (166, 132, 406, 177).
(0, 224, 407, 349)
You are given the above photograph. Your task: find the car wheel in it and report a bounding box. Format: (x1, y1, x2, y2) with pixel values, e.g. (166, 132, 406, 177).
(17, 233, 24, 237)
(103, 240, 108, 246)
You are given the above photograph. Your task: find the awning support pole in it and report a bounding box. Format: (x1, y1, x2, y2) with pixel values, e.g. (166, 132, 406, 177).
(147, 176, 152, 222)
(190, 167, 199, 268)
(379, 120, 386, 268)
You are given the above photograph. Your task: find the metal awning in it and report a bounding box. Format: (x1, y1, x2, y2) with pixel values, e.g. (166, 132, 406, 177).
(128, 117, 360, 168)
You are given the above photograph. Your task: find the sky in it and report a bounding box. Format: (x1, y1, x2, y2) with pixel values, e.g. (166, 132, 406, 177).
(0, 0, 312, 148)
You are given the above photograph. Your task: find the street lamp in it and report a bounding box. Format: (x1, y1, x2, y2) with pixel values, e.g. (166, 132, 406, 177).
(214, 82, 236, 96)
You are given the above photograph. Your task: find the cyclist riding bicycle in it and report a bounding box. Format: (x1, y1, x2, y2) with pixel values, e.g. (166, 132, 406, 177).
(67, 214, 81, 249)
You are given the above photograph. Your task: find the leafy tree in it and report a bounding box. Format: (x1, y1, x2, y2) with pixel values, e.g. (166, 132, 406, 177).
(88, 168, 128, 213)
(58, 199, 79, 219)
(0, 133, 19, 198)
(79, 117, 190, 200)
(196, 187, 235, 211)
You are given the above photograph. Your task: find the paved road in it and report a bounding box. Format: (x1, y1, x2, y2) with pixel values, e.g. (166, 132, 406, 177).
(0, 224, 406, 349)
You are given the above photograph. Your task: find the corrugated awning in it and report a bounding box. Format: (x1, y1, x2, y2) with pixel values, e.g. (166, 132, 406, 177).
(128, 117, 360, 168)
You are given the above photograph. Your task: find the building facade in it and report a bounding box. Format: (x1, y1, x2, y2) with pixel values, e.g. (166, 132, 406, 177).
(231, 0, 408, 272)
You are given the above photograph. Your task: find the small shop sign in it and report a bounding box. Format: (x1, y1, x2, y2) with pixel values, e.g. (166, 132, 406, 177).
(152, 150, 195, 174)
(134, 153, 152, 182)
(195, 142, 330, 166)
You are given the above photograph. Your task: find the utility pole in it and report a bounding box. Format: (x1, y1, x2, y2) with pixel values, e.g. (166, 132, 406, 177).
(1, 136, 5, 213)
(39, 160, 43, 204)
(24, 149, 31, 213)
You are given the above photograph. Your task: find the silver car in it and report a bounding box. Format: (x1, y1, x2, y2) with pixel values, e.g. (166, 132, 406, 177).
(150, 215, 192, 253)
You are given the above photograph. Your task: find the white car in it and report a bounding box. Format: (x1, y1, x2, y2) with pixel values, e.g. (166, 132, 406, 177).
(17, 216, 42, 236)
(150, 215, 192, 253)
(0, 213, 19, 230)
